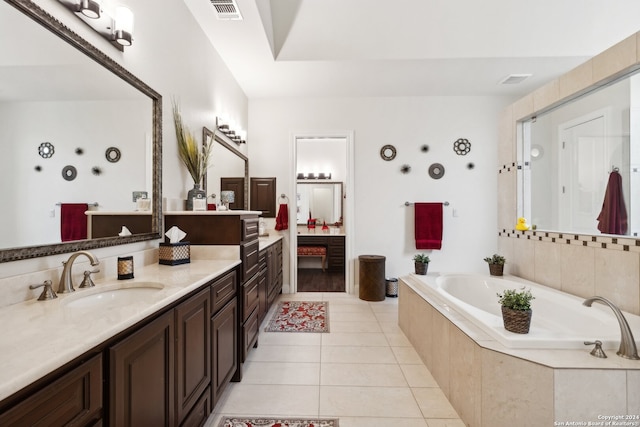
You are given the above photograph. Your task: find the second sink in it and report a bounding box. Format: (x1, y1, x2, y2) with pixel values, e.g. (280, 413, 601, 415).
(64, 282, 165, 309)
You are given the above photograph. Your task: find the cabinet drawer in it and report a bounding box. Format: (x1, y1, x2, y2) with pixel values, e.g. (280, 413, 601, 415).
(242, 273, 260, 321)
(180, 387, 210, 427)
(242, 308, 259, 361)
(211, 270, 237, 314)
(241, 239, 260, 282)
(242, 218, 259, 242)
(0, 354, 102, 426)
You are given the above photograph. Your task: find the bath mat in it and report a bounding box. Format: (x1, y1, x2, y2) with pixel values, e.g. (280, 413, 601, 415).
(264, 301, 329, 332)
(218, 418, 338, 427)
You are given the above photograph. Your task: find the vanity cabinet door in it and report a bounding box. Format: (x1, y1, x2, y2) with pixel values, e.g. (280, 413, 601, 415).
(175, 287, 210, 426)
(0, 354, 102, 427)
(211, 298, 237, 406)
(240, 239, 260, 282)
(110, 311, 174, 427)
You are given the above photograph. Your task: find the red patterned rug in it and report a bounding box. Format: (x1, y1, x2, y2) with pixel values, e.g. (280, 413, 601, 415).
(218, 418, 338, 427)
(264, 301, 329, 332)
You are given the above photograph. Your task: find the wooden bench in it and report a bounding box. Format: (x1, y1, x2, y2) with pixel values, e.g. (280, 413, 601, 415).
(297, 245, 326, 271)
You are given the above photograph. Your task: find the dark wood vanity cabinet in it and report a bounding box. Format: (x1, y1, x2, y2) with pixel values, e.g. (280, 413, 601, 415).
(297, 235, 344, 271)
(266, 239, 284, 305)
(0, 354, 103, 426)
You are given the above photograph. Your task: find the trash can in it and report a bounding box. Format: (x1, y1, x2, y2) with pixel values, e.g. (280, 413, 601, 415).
(386, 277, 399, 298)
(359, 255, 386, 301)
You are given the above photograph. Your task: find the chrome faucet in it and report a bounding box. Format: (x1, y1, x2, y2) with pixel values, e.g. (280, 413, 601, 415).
(583, 296, 639, 360)
(58, 251, 100, 294)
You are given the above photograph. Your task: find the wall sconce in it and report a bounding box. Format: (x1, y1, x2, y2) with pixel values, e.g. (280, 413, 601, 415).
(299, 172, 331, 180)
(216, 117, 246, 144)
(57, 1, 135, 51)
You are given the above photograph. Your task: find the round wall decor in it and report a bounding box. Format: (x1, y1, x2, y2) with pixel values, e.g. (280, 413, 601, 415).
(428, 163, 445, 179)
(62, 165, 77, 181)
(453, 138, 471, 155)
(400, 164, 411, 174)
(105, 147, 121, 163)
(380, 145, 397, 161)
(38, 142, 55, 158)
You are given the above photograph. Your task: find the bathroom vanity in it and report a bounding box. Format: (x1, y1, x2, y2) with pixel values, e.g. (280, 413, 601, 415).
(86, 211, 154, 238)
(297, 233, 345, 271)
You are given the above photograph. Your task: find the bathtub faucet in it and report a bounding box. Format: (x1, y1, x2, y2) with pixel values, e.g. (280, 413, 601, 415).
(582, 296, 639, 360)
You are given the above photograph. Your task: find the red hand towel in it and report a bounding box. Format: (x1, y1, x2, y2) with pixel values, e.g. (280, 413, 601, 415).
(61, 203, 89, 242)
(597, 171, 628, 234)
(415, 203, 443, 250)
(275, 204, 289, 231)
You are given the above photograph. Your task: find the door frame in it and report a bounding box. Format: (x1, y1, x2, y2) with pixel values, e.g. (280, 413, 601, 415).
(288, 131, 355, 294)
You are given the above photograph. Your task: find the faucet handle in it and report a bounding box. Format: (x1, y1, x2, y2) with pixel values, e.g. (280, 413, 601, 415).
(584, 340, 607, 358)
(29, 280, 58, 301)
(79, 269, 100, 288)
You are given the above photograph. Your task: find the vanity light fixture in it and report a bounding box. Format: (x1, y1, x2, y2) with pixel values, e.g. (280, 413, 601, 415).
(216, 117, 246, 144)
(57, 0, 135, 51)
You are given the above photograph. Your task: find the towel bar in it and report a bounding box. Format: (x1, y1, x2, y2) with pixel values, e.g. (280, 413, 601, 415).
(405, 201, 449, 206)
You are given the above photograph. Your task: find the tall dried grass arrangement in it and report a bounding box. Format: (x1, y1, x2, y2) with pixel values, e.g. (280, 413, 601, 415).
(172, 101, 213, 184)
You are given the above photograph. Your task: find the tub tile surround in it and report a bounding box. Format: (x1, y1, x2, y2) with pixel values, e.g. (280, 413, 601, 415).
(497, 30, 640, 318)
(399, 276, 640, 426)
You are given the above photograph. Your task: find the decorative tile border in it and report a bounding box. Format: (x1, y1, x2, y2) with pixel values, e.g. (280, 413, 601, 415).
(499, 229, 640, 252)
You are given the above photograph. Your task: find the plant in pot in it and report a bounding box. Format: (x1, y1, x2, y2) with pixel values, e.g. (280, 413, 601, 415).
(497, 287, 534, 334)
(413, 254, 430, 275)
(483, 253, 506, 276)
(172, 100, 213, 210)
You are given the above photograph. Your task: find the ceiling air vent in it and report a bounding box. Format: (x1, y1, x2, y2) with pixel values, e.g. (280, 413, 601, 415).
(499, 74, 532, 85)
(210, 0, 243, 20)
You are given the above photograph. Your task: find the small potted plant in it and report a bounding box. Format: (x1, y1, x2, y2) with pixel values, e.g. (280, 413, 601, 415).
(484, 254, 506, 276)
(497, 287, 534, 334)
(413, 253, 430, 275)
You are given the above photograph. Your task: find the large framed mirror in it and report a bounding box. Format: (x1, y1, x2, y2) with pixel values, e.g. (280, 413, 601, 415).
(0, 0, 162, 263)
(520, 68, 640, 236)
(202, 127, 248, 210)
(296, 181, 343, 225)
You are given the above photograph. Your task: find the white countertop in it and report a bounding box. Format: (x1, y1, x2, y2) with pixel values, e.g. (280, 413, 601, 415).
(164, 210, 261, 215)
(85, 211, 152, 215)
(0, 259, 240, 402)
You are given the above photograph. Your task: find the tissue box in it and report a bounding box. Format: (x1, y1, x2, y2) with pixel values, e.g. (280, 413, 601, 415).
(159, 242, 190, 265)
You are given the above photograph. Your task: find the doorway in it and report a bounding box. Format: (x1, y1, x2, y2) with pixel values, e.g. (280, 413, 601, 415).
(290, 132, 354, 294)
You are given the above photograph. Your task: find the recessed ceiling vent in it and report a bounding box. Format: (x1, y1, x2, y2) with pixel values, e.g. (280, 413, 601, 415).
(210, 0, 243, 20)
(499, 74, 532, 85)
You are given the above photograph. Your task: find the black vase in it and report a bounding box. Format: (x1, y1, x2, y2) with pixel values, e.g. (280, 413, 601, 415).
(186, 184, 206, 210)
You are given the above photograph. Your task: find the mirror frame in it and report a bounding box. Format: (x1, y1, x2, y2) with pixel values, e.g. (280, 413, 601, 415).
(0, 0, 162, 263)
(202, 126, 249, 210)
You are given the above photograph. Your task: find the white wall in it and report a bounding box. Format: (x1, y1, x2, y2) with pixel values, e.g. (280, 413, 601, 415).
(1, 0, 248, 278)
(249, 96, 512, 286)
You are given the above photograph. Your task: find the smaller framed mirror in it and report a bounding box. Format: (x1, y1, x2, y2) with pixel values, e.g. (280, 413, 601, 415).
(296, 182, 343, 225)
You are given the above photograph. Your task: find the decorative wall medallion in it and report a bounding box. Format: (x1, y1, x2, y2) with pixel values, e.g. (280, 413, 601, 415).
(92, 166, 102, 176)
(35, 165, 42, 172)
(401, 164, 411, 174)
(38, 142, 55, 158)
(453, 138, 471, 155)
(467, 162, 475, 170)
(428, 163, 445, 179)
(62, 165, 77, 181)
(380, 145, 397, 161)
(421, 144, 429, 153)
(75, 147, 84, 155)
(105, 146, 121, 163)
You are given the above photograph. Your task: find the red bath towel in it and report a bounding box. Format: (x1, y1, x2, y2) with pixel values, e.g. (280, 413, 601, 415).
(597, 171, 627, 235)
(275, 203, 289, 231)
(61, 203, 88, 242)
(415, 203, 443, 250)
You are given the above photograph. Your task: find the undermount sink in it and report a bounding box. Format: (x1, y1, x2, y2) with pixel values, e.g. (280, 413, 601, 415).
(64, 282, 165, 309)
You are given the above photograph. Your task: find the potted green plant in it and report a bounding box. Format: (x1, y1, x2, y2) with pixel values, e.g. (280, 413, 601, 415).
(172, 100, 213, 210)
(413, 253, 430, 275)
(483, 253, 506, 276)
(497, 287, 534, 334)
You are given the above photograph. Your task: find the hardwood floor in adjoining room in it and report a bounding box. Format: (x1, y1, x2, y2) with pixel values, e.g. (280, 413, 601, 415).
(297, 268, 345, 292)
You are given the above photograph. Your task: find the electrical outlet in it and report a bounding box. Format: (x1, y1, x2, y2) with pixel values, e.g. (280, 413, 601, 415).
(132, 191, 148, 202)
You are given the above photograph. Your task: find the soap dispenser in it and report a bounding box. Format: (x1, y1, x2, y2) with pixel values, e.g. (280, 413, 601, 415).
(259, 218, 266, 236)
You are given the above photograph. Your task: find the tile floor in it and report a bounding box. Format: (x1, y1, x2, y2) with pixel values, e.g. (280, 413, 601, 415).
(205, 292, 465, 427)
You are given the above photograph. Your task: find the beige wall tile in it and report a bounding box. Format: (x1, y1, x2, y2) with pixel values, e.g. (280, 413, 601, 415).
(532, 79, 559, 112)
(594, 248, 640, 315)
(560, 244, 595, 298)
(558, 60, 593, 101)
(497, 171, 517, 231)
(629, 370, 640, 415)
(509, 237, 535, 281)
(448, 326, 481, 427)
(512, 94, 534, 121)
(430, 310, 451, 397)
(481, 350, 553, 427)
(593, 34, 638, 84)
(533, 240, 562, 290)
(554, 369, 627, 422)
(498, 107, 515, 166)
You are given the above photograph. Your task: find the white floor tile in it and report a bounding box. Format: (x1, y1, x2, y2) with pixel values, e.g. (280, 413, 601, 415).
(384, 331, 412, 347)
(319, 386, 423, 418)
(338, 417, 428, 427)
(321, 346, 397, 364)
(246, 345, 321, 363)
(400, 364, 439, 387)
(320, 363, 408, 387)
(242, 361, 320, 385)
(216, 384, 320, 416)
(321, 332, 389, 347)
(392, 346, 423, 364)
(330, 311, 377, 322)
(259, 331, 323, 346)
(412, 388, 460, 419)
(329, 321, 381, 333)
